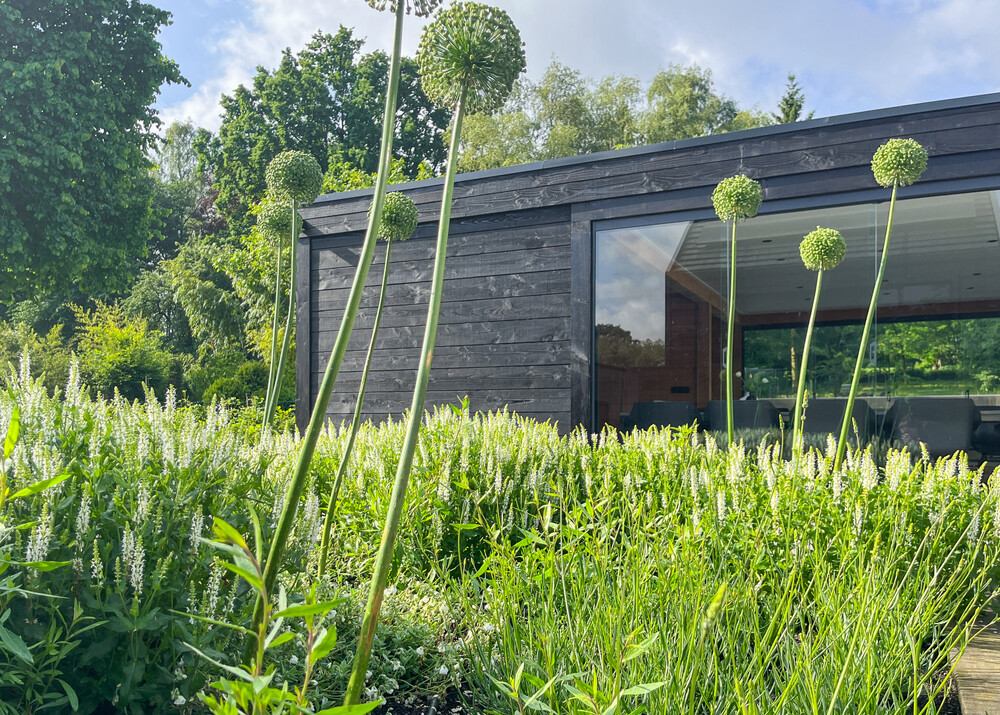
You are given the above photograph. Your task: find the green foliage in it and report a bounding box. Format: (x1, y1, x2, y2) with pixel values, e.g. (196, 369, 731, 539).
(772, 73, 814, 124)
(166, 237, 246, 354)
(872, 138, 928, 187)
(72, 303, 178, 402)
(712, 174, 763, 222)
(456, 61, 772, 173)
(203, 361, 273, 405)
(195, 28, 450, 236)
(799, 226, 846, 271)
(373, 192, 419, 242)
(123, 269, 196, 355)
(416, 2, 527, 114)
(0, 323, 71, 395)
(0, 0, 184, 300)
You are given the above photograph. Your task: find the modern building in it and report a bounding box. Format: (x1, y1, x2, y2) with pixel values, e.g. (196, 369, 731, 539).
(297, 93, 1000, 453)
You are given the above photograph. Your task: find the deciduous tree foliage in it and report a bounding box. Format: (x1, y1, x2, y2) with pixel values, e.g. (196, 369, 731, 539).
(0, 0, 183, 301)
(458, 61, 771, 173)
(195, 28, 450, 237)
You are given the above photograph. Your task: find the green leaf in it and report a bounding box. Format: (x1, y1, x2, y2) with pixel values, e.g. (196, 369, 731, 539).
(621, 682, 668, 696)
(9, 473, 70, 501)
(212, 517, 249, 551)
(220, 561, 264, 592)
(273, 598, 346, 619)
(16, 560, 71, 572)
(3, 405, 19, 459)
(314, 701, 383, 715)
(310, 625, 338, 662)
(56, 679, 79, 711)
(0, 621, 32, 663)
(623, 634, 659, 663)
(183, 642, 254, 682)
(267, 631, 295, 649)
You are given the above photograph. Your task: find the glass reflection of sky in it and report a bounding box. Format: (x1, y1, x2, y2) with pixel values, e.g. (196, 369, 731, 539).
(595, 222, 691, 342)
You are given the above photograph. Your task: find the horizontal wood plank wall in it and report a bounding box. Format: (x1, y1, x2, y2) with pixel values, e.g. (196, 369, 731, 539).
(301, 206, 573, 432)
(298, 96, 1000, 434)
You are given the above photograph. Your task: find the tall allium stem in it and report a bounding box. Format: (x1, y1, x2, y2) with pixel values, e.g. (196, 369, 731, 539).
(317, 239, 393, 579)
(726, 219, 737, 446)
(263, 232, 283, 425)
(263, 198, 298, 427)
(247, 1, 405, 655)
(344, 86, 468, 706)
(792, 270, 823, 453)
(835, 183, 897, 469)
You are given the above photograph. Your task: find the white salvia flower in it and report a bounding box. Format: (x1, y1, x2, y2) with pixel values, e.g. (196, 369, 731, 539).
(384, 585, 397, 597)
(968, 512, 981, 543)
(691, 508, 701, 530)
(91, 543, 104, 584)
(860, 453, 878, 491)
(853, 506, 863, 537)
(832, 470, 843, 503)
(416, 646, 425, 656)
(770, 489, 780, 514)
(173, 695, 186, 706)
(365, 687, 378, 700)
(135, 484, 151, 524)
(26, 505, 53, 565)
(289, 655, 299, 665)
(705, 436, 717, 460)
(438, 665, 449, 676)
(75, 492, 91, 545)
(130, 536, 145, 596)
(207, 561, 223, 617)
(993, 497, 1000, 536)
(190, 511, 204, 555)
(716, 491, 726, 521)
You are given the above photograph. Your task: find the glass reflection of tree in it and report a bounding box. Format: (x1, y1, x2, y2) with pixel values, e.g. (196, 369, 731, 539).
(597, 323, 665, 368)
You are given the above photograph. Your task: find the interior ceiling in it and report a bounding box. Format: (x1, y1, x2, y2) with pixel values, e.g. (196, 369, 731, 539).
(613, 190, 1000, 317)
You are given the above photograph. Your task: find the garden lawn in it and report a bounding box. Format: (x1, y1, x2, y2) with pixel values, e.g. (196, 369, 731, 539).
(0, 359, 997, 713)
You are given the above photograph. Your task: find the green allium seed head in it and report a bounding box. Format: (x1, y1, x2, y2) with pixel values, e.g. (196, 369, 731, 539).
(712, 174, 763, 222)
(371, 192, 419, 242)
(799, 226, 847, 271)
(265, 150, 324, 205)
(871, 138, 928, 187)
(416, 2, 526, 115)
(257, 199, 303, 238)
(364, 0, 442, 16)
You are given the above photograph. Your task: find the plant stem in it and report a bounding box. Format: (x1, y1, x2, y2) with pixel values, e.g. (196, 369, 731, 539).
(264, 199, 298, 428)
(262, 226, 284, 431)
(834, 183, 898, 470)
(343, 86, 468, 706)
(246, 1, 405, 660)
(317, 239, 393, 580)
(792, 270, 823, 453)
(726, 219, 737, 446)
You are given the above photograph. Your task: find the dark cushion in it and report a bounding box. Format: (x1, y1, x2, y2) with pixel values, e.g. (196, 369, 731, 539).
(972, 421, 1000, 455)
(799, 398, 874, 441)
(884, 397, 981, 456)
(704, 400, 780, 431)
(619, 401, 701, 431)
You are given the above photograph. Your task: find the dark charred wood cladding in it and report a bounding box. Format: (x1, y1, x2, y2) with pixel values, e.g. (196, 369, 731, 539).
(297, 94, 1000, 434)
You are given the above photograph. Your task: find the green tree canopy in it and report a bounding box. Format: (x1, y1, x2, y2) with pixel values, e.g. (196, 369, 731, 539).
(196, 28, 451, 236)
(458, 60, 771, 173)
(0, 0, 184, 302)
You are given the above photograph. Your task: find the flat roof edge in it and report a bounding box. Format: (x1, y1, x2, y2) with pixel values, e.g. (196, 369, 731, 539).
(308, 92, 1000, 207)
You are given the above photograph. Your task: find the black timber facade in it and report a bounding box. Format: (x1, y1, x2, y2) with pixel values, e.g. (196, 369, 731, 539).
(297, 93, 1000, 434)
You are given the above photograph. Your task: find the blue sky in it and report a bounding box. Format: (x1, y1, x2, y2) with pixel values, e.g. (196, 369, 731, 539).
(154, 0, 1000, 132)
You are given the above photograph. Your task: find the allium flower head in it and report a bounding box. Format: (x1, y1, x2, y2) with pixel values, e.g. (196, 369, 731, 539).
(416, 2, 526, 115)
(712, 174, 762, 222)
(799, 226, 846, 271)
(371, 192, 419, 242)
(871, 138, 927, 187)
(265, 150, 324, 204)
(257, 199, 304, 238)
(364, 0, 442, 16)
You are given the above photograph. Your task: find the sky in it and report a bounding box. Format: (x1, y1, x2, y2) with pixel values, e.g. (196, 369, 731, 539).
(154, 0, 1000, 133)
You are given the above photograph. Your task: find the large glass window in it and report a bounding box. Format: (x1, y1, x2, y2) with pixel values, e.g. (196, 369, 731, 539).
(595, 189, 1000, 431)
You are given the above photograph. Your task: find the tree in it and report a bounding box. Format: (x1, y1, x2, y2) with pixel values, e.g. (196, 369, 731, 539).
(773, 73, 814, 124)
(0, 0, 184, 302)
(195, 28, 450, 237)
(643, 64, 770, 143)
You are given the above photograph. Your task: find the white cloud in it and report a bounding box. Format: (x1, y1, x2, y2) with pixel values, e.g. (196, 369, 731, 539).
(158, 0, 1000, 133)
